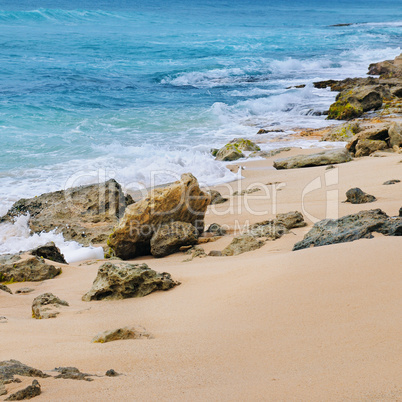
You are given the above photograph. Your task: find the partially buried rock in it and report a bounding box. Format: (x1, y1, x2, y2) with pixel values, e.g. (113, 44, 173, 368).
(54, 367, 93, 381)
(15, 288, 34, 295)
(345, 188, 376, 204)
(0, 284, 12, 294)
(221, 234, 265, 256)
(5, 380, 41, 401)
(150, 221, 199, 258)
(383, 179, 400, 185)
(273, 149, 352, 169)
(206, 190, 228, 205)
(30, 242, 67, 264)
(0, 360, 49, 384)
(32, 293, 69, 319)
(92, 326, 153, 343)
(293, 209, 402, 251)
(105, 369, 120, 377)
(82, 262, 179, 301)
(0, 255, 61, 283)
(206, 223, 227, 236)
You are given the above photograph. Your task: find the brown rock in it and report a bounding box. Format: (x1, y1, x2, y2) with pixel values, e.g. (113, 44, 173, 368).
(221, 234, 265, 256)
(355, 139, 388, 157)
(30, 242, 67, 264)
(92, 326, 153, 343)
(345, 188, 376, 204)
(5, 380, 41, 401)
(206, 190, 228, 205)
(388, 122, 402, 148)
(346, 123, 390, 154)
(0, 284, 12, 294)
(54, 367, 93, 381)
(215, 144, 245, 161)
(32, 293, 69, 319)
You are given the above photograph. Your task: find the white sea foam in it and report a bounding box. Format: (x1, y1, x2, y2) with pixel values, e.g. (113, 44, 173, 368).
(0, 214, 104, 263)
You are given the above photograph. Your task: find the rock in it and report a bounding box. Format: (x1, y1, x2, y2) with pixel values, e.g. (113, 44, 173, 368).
(368, 54, 402, 78)
(221, 234, 265, 256)
(346, 123, 390, 154)
(249, 147, 291, 158)
(273, 149, 352, 169)
(0, 255, 61, 283)
(215, 144, 245, 161)
(0, 317, 7, 324)
(210, 148, 219, 157)
(5, 380, 41, 401)
(150, 221, 199, 258)
(15, 288, 34, 294)
(275, 211, 307, 229)
(30, 242, 67, 264)
(105, 369, 120, 377)
(0, 284, 12, 294)
(228, 138, 260, 152)
(0, 381, 6, 396)
(293, 209, 402, 250)
(54, 367, 93, 381)
(326, 165, 336, 170)
(355, 139, 388, 157)
(400, 207, 402, 217)
(82, 262, 179, 301)
(321, 121, 361, 141)
(388, 122, 402, 148)
(183, 246, 207, 262)
(206, 223, 227, 236)
(383, 179, 400, 185)
(391, 86, 402, 98)
(0, 179, 133, 246)
(108, 173, 209, 260)
(257, 128, 284, 134)
(233, 188, 261, 196)
(345, 188, 376, 204)
(32, 293, 69, 319)
(206, 190, 228, 205)
(92, 326, 152, 343)
(0, 361, 49, 384)
(208, 250, 222, 257)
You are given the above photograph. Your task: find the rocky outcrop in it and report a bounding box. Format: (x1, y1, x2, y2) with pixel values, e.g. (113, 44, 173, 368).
(92, 326, 153, 343)
(5, 380, 41, 401)
(150, 221, 199, 258)
(0, 179, 133, 246)
(388, 122, 402, 148)
(273, 149, 352, 169)
(215, 138, 260, 161)
(346, 123, 390, 156)
(345, 188, 376, 204)
(321, 121, 361, 142)
(107, 173, 209, 259)
(293, 209, 402, 251)
(54, 367, 93, 381)
(30, 242, 67, 264)
(82, 262, 179, 301)
(0, 255, 61, 283)
(368, 54, 402, 78)
(355, 139, 388, 157)
(0, 361, 49, 384)
(0, 284, 12, 294)
(32, 293, 69, 319)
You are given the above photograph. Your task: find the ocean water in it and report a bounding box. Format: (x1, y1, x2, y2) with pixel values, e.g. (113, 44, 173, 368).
(0, 0, 401, 258)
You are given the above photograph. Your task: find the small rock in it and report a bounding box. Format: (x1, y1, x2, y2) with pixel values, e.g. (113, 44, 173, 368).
(345, 188, 376, 204)
(0, 381, 6, 396)
(0, 360, 49, 384)
(30, 242, 67, 264)
(249, 148, 291, 158)
(210, 148, 219, 157)
(215, 144, 245, 161)
(326, 165, 336, 170)
(321, 121, 360, 142)
(183, 246, 207, 262)
(54, 367, 93, 381)
(206, 223, 227, 236)
(5, 380, 41, 401)
(105, 369, 120, 377)
(206, 190, 228, 205)
(221, 234, 265, 256)
(233, 188, 261, 196)
(0, 284, 12, 294)
(31, 293, 69, 319)
(15, 288, 34, 295)
(388, 122, 402, 148)
(92, 326, 153, 343)
(0, 317, 7, 324)
(208, 250, 222, 257)
(383, 179, 400, 185)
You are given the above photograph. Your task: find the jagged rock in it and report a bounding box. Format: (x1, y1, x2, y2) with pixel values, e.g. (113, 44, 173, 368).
(368, 54, 402, 78)
(206, 223, 227, 236)
(273, 149, 352, 169)
(0, 284, 12, 294)
(0, 255, 61, 283)
(249, 147, 291, 158)
(383, 179, 400, 185)
(388, 122, 402, 148)
(0, 361, 49, 384)
(32, 293, 69, 319)
(206, 190, 228, 205)
(321, 121, 361, 141)
(0, 179, 133, 246)
(5, 380, 41, 401)
(54, 367, 93, 381)
(215, 144, 245, 161)
(400, 207, 402, 217)
(355, 139, 388, 157)
(30, 242, 67, 264)
(346, 123, 390, 154)
(293, 209, 402, 250)
(221, 235, 265, 256)
(345, 188, 376, 204)
(82, 262, 179, 301)
(183, 246, 207, 262)
(105, 369, 120, 377)
(275, 211, 307, 229)
(108, 173, 209, 260)
(150, 221, 199, 258)
(92, 326, 152, 343)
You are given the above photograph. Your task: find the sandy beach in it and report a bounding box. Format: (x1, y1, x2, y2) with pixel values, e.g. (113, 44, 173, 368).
(1, 146, 401, 401)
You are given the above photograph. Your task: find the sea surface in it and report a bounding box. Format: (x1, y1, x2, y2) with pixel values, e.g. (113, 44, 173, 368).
(0, 0, 401, 259)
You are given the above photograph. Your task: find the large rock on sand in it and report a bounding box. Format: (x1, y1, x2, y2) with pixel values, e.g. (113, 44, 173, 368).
(82, 262, 179, 301)
(273, 149, 352, 169)
(0, 179, 133, 246)
(293, 209, 402, 251)
(215, 138, 260, 161)
(107, 173, 209, 259)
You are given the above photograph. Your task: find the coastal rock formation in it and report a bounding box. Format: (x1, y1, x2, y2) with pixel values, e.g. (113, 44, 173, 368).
(346, 123, 390, 156)
(228, 138, 261, 152)
(150, 221, 199, 258)
(355, 139, 388, 157)
(321, 121, 361, 142)
(107, 173, 209, 259)
(92, 326, 153, 343)
(0, 284, 12, 294)
(368, 54, 402, 78)
(0, 179, 133, 246)
(32, 293, 69, 319)
(30, 242, 67, 264)
(0, 360, 50, 384)
(0, 255, 61, 283)
(345, 188, 376, 204)
(5, 380, 41, 401)
(82, 262, 179, 301)
(215, 138, 260, 161)
(273, 149, 352, 169)
(293, 209, 402, 251)
(54, 367, 93, 381)
(389, 122, 402, 148)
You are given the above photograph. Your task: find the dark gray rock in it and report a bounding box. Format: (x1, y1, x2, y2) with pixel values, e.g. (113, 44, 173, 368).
(0, 361, 49, 385)
(54, 367, 93, 381)
(5, 380, 41, 401)
(383, 179, 400, 185)
(206, 223, 227, 236)
(31, 293, 69, 319)
(30, 242, 67, 264)
(345, 188, 376, 204)
(105, 369, 120, 377)
(0, 284, 12, 294)
(293, 209, 402, 251)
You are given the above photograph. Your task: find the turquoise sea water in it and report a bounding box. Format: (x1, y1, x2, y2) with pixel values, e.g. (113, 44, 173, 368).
(0, 0, 401, 214)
